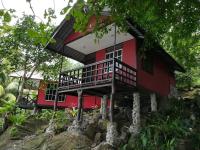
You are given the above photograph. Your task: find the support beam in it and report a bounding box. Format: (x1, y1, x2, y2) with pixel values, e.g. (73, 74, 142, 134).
(77, 90, 83, 122)
(150, 93, 157, 112)
(101, 95, 108, 120)
(129, 92, 140, 135)
(110, 86, 115, 122)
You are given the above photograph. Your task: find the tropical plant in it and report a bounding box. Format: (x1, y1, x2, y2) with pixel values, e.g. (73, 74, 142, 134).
(0, 71, 18, 131)
(67, 107, 78, 118)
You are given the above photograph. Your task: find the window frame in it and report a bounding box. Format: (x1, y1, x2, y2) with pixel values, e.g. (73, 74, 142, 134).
(105, 48, 123, 72)
(45, 83, 66, 102)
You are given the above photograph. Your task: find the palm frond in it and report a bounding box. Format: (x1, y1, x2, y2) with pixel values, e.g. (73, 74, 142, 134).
(0, 85, 5, 98)
(0, 72, 7, 86)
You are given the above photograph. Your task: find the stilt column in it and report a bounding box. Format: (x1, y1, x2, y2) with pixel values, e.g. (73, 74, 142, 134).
(101, 95, 108, 120)
(109, 85, 115, 122)
(77, 90, 83, 122)
(129, 92, 140, 135)
(150, 93, 157, 112)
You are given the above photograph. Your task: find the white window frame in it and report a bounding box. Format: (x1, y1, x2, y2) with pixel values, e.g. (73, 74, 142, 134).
(45, 83, 66, 102)
(105, 49, 123, 72)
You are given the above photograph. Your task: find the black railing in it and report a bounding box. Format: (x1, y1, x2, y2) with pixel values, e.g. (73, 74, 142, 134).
(58, 58, 137, 92)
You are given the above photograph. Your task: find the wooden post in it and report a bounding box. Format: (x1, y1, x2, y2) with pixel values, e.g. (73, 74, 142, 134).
(77, 90, 83, 122)
(101, 95, 108, 120)
(150, 93, 157, 112)
(110, 84, 115, 122)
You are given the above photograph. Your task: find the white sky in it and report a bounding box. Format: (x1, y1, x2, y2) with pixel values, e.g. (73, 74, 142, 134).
(0, 0, 69, 25)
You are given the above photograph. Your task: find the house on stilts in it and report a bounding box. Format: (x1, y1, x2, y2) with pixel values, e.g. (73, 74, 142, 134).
(42, 11, 184, 140)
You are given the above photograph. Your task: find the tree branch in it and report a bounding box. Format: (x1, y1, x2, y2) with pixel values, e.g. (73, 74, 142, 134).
(27, 0, 36, 16)
(0, 0, 6, 9)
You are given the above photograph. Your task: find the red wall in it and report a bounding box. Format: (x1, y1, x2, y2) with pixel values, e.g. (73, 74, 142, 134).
(137, 54, 175, 96)
(95, 39, 175, 96)
(95, 39, 137, 69)
(123, 39, 137, 69)
(37, 81, 101, 109)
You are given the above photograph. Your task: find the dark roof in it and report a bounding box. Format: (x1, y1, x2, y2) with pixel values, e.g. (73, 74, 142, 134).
(45, 17, 185, 72)
(45, 17, 86, 63)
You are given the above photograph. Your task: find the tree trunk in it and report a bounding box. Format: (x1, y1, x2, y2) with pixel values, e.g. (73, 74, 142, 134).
(16, 70, 26, 102)
(1, 113, 9, 133)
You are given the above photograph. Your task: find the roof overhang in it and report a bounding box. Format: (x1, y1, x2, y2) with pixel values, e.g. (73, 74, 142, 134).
(9, 71, 43, 80)
(66, 24, 134, 55)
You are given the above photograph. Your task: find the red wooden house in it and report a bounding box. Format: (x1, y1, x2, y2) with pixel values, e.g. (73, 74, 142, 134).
(40, 14, 184, 121)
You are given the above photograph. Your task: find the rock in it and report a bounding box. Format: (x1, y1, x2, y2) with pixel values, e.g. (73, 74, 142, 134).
(67, 120, 82, 135)
(98, 119, 108, 132)
(119, 126, 130, 145)
(21, 134, 47, 150)
(84, 122, 97, 139)
(45, 119, 56, 136)
(47, 132, 92, 150)
(94, 132, 102, 145)
(92, 142, 114, 150)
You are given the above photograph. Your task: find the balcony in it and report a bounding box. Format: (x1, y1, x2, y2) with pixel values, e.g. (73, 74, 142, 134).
(58, 58, 137, 96)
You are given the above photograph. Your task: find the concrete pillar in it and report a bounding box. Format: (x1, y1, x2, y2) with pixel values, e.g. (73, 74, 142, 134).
(106, 122, 118, 146)
(101, 95, 108, 120)
(150, 93, 157, 112)
(129, 92, 140, 135)
(45, 118, 56, 135)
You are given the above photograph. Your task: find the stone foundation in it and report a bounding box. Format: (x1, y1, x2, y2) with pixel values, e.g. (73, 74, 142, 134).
(45, 119, 56, 136)
(67, 120, 82, 135)
(129, 92, 140, 135)
(106, 122, 118, 146)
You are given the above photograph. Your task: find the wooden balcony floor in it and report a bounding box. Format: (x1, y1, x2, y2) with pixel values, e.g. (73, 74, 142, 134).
(58, 80, 137, 97)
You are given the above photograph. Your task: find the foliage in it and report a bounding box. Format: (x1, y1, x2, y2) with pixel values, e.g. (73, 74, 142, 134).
(9, 109, 28, 126)
(36, 109, 54, 120)
(0, 71, 17, 116)
(127, 115, 187, 150)
(9, 126, 19, 137)
(126, 98, 200, 150)
(66, 107, 78, 118)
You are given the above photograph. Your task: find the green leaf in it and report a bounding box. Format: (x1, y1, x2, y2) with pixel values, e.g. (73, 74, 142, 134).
(3, 12, 11, 22)
(0, 85, 5, 97)
(0, 9, 4, 16)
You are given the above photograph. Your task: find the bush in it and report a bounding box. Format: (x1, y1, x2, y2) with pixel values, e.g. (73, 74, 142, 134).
(9, 126, 19, 137)
(36, 109, 54, 120)
(9, 109, 28, 126)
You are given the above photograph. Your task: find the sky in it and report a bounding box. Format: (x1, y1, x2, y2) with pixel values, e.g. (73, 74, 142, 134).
(0, 0, 68, 25)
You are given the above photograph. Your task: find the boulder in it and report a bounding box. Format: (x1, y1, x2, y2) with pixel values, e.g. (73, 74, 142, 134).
(94, 132, 102, 145)
(92, 142, 114, 150)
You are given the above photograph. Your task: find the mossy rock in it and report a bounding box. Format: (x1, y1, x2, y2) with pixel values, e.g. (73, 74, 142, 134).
(98, 119, 108, 132)
(47, 132, 92, 150)
(21, 134, 47, 150)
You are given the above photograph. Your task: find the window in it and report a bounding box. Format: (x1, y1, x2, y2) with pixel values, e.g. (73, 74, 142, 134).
(45, 83, 66, 102)
(105, 49, 122, 72)
(141, 52, 154, 73)
(106, 49, 122, 61)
